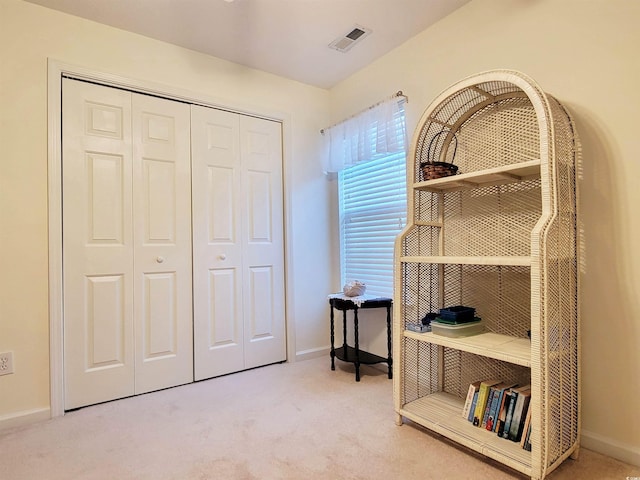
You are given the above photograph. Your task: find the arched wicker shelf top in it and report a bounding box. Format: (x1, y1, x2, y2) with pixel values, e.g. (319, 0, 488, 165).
(411, 70, 553, 185)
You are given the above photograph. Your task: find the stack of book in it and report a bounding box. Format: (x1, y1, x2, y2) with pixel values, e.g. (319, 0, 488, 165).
(462, 379, 532, 449)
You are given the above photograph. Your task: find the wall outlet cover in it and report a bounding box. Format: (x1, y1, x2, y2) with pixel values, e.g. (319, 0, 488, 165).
(0, 351, 14, 375)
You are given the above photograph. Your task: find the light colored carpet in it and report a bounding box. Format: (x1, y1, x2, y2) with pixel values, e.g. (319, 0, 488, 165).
(1, 356, 638, 479)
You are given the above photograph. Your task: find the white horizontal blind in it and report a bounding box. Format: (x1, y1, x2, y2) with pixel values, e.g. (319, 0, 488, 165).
(338, 105, 407, 297)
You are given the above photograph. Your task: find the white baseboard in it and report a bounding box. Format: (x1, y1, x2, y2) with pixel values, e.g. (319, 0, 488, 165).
(582, 429, 640, 467)
(0, 408, 51, 431)
(295, 346, 330, 362)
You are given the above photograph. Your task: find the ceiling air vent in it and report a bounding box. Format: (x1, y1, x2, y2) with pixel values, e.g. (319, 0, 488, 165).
(329, 25, 372, 53)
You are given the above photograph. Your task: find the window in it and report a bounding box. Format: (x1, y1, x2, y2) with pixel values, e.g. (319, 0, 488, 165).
(325, 99, 407, 297)
(339, 146, 407, 297)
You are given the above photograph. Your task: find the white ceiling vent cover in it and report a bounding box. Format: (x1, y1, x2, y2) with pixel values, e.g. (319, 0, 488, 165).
(329, 25, 372, 52)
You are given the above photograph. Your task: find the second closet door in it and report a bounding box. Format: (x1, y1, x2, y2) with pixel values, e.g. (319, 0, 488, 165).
(132, 93, 193, 395)
(191, 106, 286, 380)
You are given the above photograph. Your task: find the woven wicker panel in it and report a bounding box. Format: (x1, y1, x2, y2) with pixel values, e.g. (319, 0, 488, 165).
(413, 86, 484, 181)
(441, 350, 530, 400)
(400, 262, 441, 328)
(413, 83, 540, 181)
(401, 339, 531, 405)
(450, 352, 531, 399)
(442, 264, 530, 338)
(427, 81, 522, 130)
(401, 337, 439, 405)
(475, 81, 523, 98)
(443, 180, 542, 257)
(414, 190, 439, 222)
(539, 96, 579, 469)
(455, 98, 539, 173)
(429, 87, 480, 122)
(401, 224, 439, 258)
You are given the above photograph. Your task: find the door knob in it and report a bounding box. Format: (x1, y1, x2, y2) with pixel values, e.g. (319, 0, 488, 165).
(218, 254, 227, 260)
(156, 256, 165, 263)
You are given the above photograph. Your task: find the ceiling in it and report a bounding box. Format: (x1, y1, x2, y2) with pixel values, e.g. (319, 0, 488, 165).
(25, 0, 471, 89)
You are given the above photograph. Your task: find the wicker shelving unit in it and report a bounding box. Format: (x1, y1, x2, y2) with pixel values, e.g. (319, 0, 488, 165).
(393, 70, 579, 479)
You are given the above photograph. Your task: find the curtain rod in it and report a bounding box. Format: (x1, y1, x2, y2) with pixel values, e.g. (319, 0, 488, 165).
(320, 90, 408, 135)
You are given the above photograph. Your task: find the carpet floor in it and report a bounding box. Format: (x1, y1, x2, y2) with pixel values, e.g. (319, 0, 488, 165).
(1, 356, 638, 479)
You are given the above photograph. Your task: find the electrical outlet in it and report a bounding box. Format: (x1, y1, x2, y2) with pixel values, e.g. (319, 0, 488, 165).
(0, 351, 14, 375)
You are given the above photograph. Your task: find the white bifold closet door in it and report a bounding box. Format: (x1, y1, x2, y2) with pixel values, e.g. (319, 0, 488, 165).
(191, 106, 286, 380)
(63, 79, 193, 409)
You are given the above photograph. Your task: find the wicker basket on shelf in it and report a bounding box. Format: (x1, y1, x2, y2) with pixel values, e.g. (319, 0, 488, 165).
(420, 130, 459, 180)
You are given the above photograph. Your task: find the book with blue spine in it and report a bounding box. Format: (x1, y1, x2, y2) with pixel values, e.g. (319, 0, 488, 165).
(501, 389, 519, 438)
(486, 382, 518, 431)
(508, 386, 532, 441)
(473, 379, 501, 427)
(468, 391, 479, 422)
(481, 387, 497, 428)
(495, 391, 513, 437)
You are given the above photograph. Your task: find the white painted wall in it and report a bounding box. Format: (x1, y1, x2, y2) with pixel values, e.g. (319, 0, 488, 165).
(329, 0, 640, 466)
(0, 0, 333, 422)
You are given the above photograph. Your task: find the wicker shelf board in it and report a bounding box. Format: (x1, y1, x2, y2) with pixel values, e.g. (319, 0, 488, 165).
(403, 331, 531, 367)
(400, 392, 532, 476)
(413, 160, 541, 192)
(400, 255, 532, 266)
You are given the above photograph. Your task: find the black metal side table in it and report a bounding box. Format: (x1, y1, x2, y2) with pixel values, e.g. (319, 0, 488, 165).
(329, 295, 393, 382)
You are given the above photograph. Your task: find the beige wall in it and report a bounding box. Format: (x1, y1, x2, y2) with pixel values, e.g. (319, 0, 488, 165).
(3, 0, 639, 467)
(329, 0, 640, 465)
(0, 0, 333, 421)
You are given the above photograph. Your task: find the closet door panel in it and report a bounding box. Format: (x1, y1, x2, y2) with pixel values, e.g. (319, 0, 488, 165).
(142, 272, 177, 358)
(62, 79, 135, 410)
(192, 106, 244, 380)
(246, 170, 273, 241)
(143, 158, 177, 242)
(208, 268, 241, 345)
(240, 116, 286, 369)
(133, 94, 193, 394)
(247, 265, 275, 340)
(87, 153, 125, 243)
(85, 275, 126, 366)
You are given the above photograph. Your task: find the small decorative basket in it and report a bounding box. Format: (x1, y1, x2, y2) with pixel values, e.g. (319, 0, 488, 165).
(343, 280, 366, 297)
(420, 130, 459, 180)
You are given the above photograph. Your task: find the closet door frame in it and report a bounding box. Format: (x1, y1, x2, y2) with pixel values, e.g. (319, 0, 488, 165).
(47, 59, 295, 417)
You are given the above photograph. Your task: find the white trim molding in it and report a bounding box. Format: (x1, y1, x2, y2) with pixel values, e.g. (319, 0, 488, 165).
(47, 58, 296, 417)
(47, 60, 64, 418)
(295, 346, 330, 362)
(0, 408, 51, 432)
(581, 429, 640, 468)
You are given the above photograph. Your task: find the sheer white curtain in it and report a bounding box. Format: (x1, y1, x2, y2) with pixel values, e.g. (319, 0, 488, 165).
(322, 96, 406, 173)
